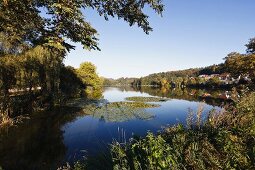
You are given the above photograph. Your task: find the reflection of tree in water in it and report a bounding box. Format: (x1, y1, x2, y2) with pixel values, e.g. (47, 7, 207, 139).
(66, 98, 158, 122)
(124, 86, 232, 107)
(83, 102, 158, 122)
(0, 107, 83, 170)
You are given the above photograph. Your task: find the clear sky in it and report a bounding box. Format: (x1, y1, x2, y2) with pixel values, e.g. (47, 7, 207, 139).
(64, 0, 255, 79)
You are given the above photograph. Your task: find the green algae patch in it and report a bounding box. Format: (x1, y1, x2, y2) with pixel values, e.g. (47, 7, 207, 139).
(65, 99, 159, 122)
(91, 101, 159, 122)
(92, 107, 154, 122)
(125, 96, 170, 102)
(109, 101, 160, 109)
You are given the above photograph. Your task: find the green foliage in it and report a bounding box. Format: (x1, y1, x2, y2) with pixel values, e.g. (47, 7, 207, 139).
(228, 54, 255, 79)
(246, 37, 255, 54)
(110, 93, 255, 170)
(207, 77, 221, 86)
(224, 39, 255, 83)
(125, 96, 169, 102)
(109, 102, 160, 109)
(59, 66, 85, 98)
(66, 99, 158, 122)
(114, 38, 255, 88)
(237, 92, 255, 114)
(76, 62, 103, 99)
(0, 0, 163, 53)
(160, 78, 169, 87)
(0, 0, 164, 122)
(199, 64, 225, 75)
(138, 68, 201, 86)
(111, 133, 179, 170)
(104, 77, 139, 86)
(0, 46, 66, 107)
(85, 86, 103, 100)
(77, 62, 102, 87)
(92, 102, 156, 122)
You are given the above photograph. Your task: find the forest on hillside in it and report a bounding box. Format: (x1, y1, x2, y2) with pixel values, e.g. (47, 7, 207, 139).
(105, 40, 255, 90)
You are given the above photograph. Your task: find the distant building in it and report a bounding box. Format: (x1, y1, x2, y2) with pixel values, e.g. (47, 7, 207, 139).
(198, 74, 219, 80)
(219, 73, 230, 81)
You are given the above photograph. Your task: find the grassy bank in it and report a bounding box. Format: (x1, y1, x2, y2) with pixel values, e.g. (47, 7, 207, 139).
(60, 92, 255, 170)
(110, 93, 255, 170)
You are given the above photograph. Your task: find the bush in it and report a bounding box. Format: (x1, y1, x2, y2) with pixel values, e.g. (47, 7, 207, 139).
(110, 93, 255, 170)
(64, 93, 255, 170)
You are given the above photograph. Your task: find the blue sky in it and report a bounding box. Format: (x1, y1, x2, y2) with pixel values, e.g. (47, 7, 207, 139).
(64, 0, 255, 79)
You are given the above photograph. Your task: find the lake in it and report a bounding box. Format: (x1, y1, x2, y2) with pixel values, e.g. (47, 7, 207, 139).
(0, 87, 225, 170)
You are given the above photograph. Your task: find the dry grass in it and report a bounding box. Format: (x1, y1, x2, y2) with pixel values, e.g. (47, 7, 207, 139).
(0, 112, 29, 128)
(0, 113, 14, 127)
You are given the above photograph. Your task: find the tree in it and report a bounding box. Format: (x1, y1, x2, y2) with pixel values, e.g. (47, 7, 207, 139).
(0, 0, 164, 54)
(224, 52, 255, 82)
(0, 0, 164, 106)
(76, 62, 103, 99)
(224, 52, 244, 77)
(160, 78, 169, 87)
(207, 77, 221, 86)
(187, 78, 197, 86)
(59, 66, 85, 98)
(246, 37, 255, 54)
(77, 62, 102, 87)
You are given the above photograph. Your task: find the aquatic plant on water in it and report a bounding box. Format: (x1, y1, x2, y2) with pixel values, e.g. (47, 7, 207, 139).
(92, 102, 159, 122)
(58, 93, 255, 170)
(110, 93, 255, 170)
(125, 96, 170, 102)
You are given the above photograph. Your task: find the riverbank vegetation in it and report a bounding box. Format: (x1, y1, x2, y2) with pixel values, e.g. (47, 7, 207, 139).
(104, 38, 255, 91)
(1, 1, 255, 169)
(62, 92, 255, 170)
(0, 0, 164, 127)
(110, 92, 255, 170)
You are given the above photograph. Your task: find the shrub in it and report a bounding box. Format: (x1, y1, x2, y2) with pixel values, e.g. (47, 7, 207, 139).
(111, 93, 255, 170)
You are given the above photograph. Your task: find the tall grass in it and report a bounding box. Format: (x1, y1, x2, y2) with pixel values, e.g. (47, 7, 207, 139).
(60, 92, 255, 170)
(0, 98, 14, 127)
(0, 112, 14, 127)
(110, 93, 255, 170)
(0, 95, 31, 128)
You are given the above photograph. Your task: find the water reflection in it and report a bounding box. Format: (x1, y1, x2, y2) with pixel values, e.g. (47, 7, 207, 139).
(0, 107, 84, 170)
(0, 87, 226, 169)
(122, 86, 233, 106)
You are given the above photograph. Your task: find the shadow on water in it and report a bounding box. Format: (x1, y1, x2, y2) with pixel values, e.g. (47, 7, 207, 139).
(0, 106, 84, 170)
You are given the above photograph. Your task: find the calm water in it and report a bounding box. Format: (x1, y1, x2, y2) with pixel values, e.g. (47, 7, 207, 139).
(0, 87, 224, 170)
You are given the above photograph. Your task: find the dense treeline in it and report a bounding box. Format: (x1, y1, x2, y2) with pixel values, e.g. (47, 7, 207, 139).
(105, 38, 255, 89)
(0, 53, 102, 126)
(109, 92, 255, 170)
(0, 0, 164, 126)
(103, 66, 224, 87)
(60, 91, 255, 170)
(103, 77, 139, 86)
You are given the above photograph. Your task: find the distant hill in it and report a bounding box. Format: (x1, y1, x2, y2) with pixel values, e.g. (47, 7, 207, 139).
(103, 64, 226, 86)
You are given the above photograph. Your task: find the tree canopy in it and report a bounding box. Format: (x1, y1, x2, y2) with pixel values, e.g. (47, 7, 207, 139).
(0, 0, 164, 110)
(0, 0, 164, 54)
(77, 62, 102, 87)
(246, 37, 255, 54)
